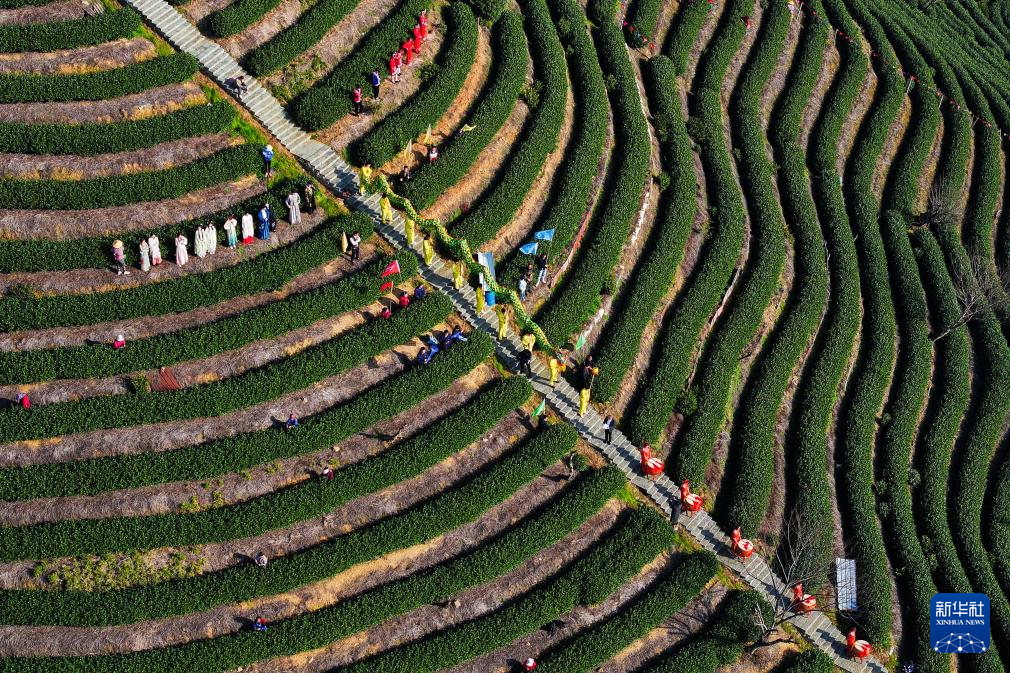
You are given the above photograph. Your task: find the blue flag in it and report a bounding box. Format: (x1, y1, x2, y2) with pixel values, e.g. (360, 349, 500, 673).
(519, 241, 539, 255)
(534, 229, 555, 241)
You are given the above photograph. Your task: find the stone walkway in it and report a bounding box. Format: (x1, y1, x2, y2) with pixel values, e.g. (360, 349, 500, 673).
(122, 1, 884, 669)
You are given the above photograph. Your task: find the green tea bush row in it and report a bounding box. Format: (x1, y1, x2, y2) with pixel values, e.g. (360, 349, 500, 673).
(0, 8, 140, 52)
(2, 373, 530, 624)
(642, 591, 772, 673)
(624, 0, 750, 448)
(777, 0, 860, 590)
(536, 552, 718, 673)
(286, 0, 431, 124)
(467, 0, 505, 20)
(0, 52, 199, 103)
(240, 0, 361, 72)
(663, 0, 710, 75)
(335, 507, 676, 673)
(0, 423, 585, 660)
(589, 56, 694, 403)
(349, 3, 477, 166)
(493, 0, 607, 287)
(0, 177, 305, 273)
(0, 101, 235, 156)
(624, 0, 662, 49)
(775, 650, 834, 673)
(674, 0, 790, 487)
(1, 253, 410, 384)
(0, 325, 488, 503)
(534, 0, 651, 343)
(206, 0, 283, 37)
(820, 0, 898, 644)
(720, 5, 829, 535)
(0, 288, 447, 449)
(448, 0, 566, 248)
(398, 10, 528, 209)
(0, 214, 371, 331)
(0, 144, 261, 210)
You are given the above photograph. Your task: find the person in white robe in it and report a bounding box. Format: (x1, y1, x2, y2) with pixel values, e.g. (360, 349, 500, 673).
(139, 239, 151, 272)
(224, 217, 238, 248)
(208, 223, 218, 255)
(241, 212, 255, 244)
(176, 234, 189, 266)
(149, 234, 162, 266)
(285, 191, 302, 225)
(195, 226, 208, 259)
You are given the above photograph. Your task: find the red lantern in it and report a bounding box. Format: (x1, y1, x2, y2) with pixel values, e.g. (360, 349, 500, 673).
(730, 527, 753, 560)
(640, 443, 664, 477)
(680, 479, 703, 513)
(791, 582, 817, 613)
(846, 628, 872, 659)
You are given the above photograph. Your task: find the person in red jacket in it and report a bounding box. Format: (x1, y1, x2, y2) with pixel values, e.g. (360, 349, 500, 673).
(389, 50, 401, 83)
(351, 85, 363, 114)
(398, 292, 411, 309)
(419, 9, 428, 40)
(523, 658, 537, 671)
(413, 23, 423, 53)
(402, 38, 414, 66)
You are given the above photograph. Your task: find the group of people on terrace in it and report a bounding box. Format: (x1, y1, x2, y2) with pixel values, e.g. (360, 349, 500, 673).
(352, 10, 430, 114)
(109, 181, 316, 275)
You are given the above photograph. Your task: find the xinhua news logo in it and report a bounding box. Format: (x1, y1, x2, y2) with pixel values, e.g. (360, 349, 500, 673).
(930, 593, 990, 654)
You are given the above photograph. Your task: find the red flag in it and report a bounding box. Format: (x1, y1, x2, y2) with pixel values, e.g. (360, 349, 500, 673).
(380, 280, 394, 292)
(381, 260, 401, 278)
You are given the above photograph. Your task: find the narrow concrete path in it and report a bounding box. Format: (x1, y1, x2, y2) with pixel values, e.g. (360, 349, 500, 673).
(119, 2, 884, 669)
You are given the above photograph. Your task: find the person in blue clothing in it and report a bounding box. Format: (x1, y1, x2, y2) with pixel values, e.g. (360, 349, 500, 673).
(417, 346, 433, 365)
(370, 70, 381, 99)
(253, 616, 268, 633)
(285, 414, 299, 430)
(257, 204, 272, 240)
(413, 284, 428, 302)
(261, 144, 274, 177)
(448, 326, 467, 346)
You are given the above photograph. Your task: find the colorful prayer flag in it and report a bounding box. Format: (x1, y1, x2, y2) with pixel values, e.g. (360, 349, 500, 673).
(380, 280, 394, 292)
(519, 241, 539, 255)
(532, 398, 546, 418)
(534, 229, 555, 241)
(381, 260, 401, 278)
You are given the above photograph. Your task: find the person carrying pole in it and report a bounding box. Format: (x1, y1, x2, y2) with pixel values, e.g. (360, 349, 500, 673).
(422, 233, 434, 265)
(495, 303, 509, 340)
(405, 216, 415, 245)
(380, 195, 393, 224)
(548, 351, 565, 388)
(578, 355, 599, 417)
(452, 261, 464, 289)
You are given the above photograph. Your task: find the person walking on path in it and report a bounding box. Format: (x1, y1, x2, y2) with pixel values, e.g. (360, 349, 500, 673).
(139, 238, 151, 272)
(208, 222, 218, 255)
(111, 240, 130, 275)
(349, 230, 362, 261)
(536, 252, 549, 285)
(286, 191, 303, 225)
(304, 183, 316, 213)
(371, 70, 381, 99)
(148, 234, 162, 267)
(224, 216, 238, 248)
(517, 348, 533, 377)
(413, 23, 423, 53)
(175, 233, 189, 266)
(548, 351, 565, 387)
(380, 195, 393, 224)
(518, 276, 528, 301)
(422, 233, 434, 265)
(419, 9, 429, 40)
(389, 51, 400, 82)
(521, 332, 536, 354)
(452, 261, 464, 289)
(602, 414, 615, 443)
(257, 205, 271, 240)
(261, 144, 274, 177)
(495, 303, 509, 340)
(352, 85, 364, 115)
(404, 216, 415, 245)
(579, 357, 599, 417)
(402, 38, 414, 66)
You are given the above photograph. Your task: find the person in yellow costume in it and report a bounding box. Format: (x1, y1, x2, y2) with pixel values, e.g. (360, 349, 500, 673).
(579, 386, 591, 416)
(405, 217, 415, 246)
(521, 332, 536, 353)
(422, 234, 434, 265)
(379, 196, 393, 224)
(495, 304, 509, 340)
(452, 261, 464, 289)
(548, 351, 566, 388)
(360, 166, 372, 194)
(475, 285, 485, 313)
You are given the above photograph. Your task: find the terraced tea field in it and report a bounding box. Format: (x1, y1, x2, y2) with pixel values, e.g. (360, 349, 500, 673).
(2, 0, 1010, 672)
